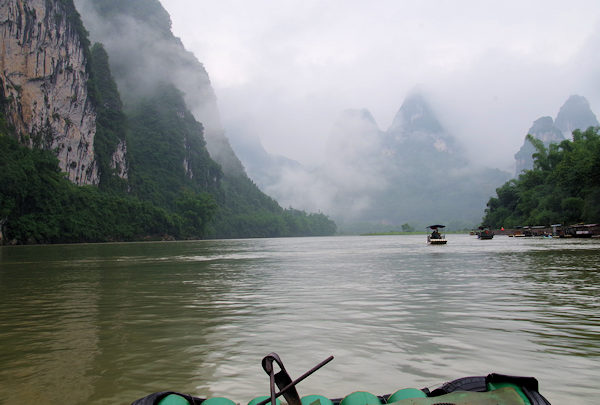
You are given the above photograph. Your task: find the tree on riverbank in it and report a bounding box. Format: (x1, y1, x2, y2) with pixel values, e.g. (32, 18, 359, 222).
(483, 127, 600, 228)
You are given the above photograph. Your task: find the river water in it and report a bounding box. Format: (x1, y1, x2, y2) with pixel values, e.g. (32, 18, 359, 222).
(0, 235, 598, 404)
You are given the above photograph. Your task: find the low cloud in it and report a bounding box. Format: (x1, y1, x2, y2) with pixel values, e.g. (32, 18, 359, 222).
(160, 0, 600, 172)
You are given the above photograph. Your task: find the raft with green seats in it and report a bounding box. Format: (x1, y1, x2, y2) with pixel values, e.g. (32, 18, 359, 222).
(132, 353, 550, 405)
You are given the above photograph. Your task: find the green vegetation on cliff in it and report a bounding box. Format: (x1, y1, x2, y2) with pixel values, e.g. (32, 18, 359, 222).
(0, 133, 178, 243)
(121, 83, 335, 239)
(483, 127, 600, 228)
(125, 83, 221, 206)
(89, 43, 128, 191)
(91, 0, 172, 36)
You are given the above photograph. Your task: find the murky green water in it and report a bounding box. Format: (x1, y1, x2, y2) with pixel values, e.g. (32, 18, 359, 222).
(0, 235, 598, 404)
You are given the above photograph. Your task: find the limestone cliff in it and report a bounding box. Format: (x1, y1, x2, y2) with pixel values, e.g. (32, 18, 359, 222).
(0, 0, 126, 185)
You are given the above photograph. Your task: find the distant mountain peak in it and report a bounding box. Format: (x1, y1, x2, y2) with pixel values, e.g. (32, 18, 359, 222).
(514, 94, 599, 175)
(337, 108, 378, 125)
(388, 92, 443, 135)
(332, 108, 381, 136)
(383, 92, 463, 166)
(554, 94, 598, 136)
(529, 116, 564, 144)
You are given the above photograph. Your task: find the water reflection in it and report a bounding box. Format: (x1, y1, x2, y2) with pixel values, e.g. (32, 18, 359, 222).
(0, 245, 101, 403)
(498, 248, 600, 357)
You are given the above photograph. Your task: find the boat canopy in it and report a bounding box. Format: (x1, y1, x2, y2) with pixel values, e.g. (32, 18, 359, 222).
(427, 224, 446, 229)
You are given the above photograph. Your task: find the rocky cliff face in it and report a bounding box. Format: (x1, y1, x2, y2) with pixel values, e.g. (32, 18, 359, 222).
(0, 0, 102, 184)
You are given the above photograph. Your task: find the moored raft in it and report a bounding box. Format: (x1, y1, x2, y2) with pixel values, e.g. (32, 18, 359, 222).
(132, 354, 550, 405)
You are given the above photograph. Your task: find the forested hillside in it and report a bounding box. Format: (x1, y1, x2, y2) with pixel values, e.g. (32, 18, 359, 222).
(483, 127, 600, 228)
(0, 104, 335, 243)
(0, 0, 336, 244)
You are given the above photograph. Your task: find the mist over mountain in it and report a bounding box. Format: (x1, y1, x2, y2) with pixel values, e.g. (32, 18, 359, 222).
(72, 0, 597, 234)
(74, 0, 246, 177)
(382, 93, 466, 169)
(555, 95, 599, 136)
(514, 95, 598, 175)
(233, 93, 599, 232)
(227, 132, 302, 194)
(387, 93, 444, 137)
(231, 92, 509, 232)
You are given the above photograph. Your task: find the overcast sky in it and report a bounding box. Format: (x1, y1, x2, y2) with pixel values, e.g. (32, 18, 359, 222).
(159, 0, 600, 171)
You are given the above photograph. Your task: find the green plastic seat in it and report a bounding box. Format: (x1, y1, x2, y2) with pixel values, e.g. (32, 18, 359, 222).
(387, 388, 427, 403)
(203, 397, 237, 405)
(301, 394, 334, 405)
(248, 395, 281, 405)
(158, 394, 190, 405)
(340, 391, 382, 405)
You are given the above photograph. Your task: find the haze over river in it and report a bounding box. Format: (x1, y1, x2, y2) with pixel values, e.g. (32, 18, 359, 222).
(1, 235, 598, 404)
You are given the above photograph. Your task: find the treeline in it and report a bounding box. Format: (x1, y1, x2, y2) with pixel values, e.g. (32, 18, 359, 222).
(483, 127, 600, 228)
(211, 173, 336, 238)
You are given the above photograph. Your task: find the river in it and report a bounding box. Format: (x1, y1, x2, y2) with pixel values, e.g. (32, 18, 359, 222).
(0, 235, 598, 404)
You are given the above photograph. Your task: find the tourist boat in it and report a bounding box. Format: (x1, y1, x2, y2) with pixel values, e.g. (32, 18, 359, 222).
(477, 226, 494, 240)
(132, 353, 551, 405)
(426, 225, 447, 244)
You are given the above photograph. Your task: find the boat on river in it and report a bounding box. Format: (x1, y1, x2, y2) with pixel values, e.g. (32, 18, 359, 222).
(477, 226, 494, 240)
(133, 353, 550, 405)
(426, 225, 447, 244)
